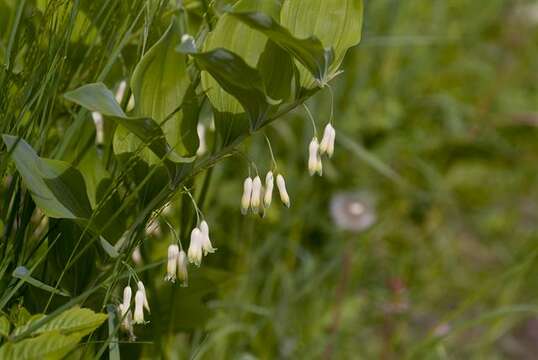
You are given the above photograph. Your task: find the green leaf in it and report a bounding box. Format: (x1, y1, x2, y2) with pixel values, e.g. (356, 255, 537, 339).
(2, 135, 92, 219)
(12, 266, 70, 297)
(13, 306, 107, 338)
(0, 315, 9, 337)
(63, 83, 194, 164)
(281, 0, 364, 88)
(198, 0, 284, 127)
(230, 11, 333, 84)
(131, 17, 198, 157)
(186, 48, 278, 129)
(0, 331, 83, 359)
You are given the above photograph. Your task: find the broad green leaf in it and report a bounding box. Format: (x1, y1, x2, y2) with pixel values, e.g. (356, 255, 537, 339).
(281, 0, 364, 88)
(230, 11, 333, 84)
(257, 40, 294, 102)
(0, 315, 9, 337)
(2, 135, 92, 219)
(187, 48, 278, 129)
(131, 17, 198, 157)
(64, 83, 194, 164)
(0, 331, 83, 359)
(13, 307, 107, 337)
(200, 0, 282, 121)
(12, 266, 70, 297)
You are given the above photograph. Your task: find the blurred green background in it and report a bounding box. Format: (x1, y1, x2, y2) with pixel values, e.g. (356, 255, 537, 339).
(1, 0, 538, 359)
(174, 1, 538, 358)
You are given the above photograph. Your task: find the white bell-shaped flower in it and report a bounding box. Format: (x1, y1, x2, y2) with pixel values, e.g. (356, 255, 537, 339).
(91, 112, 104, 146)
(165, 244, 179, 282)
(263, 171, 274, 208)
(241, 177, 253, 215)
(188, 228, 203, 266)
(251, 176, 262, 214)
(320, 123, 335, 157)
(133, 289, 145, 324)
(137, 281, 150, 312)
(276, 174, 291, 208)
(199, 220, 216, 255)
(132, 246, 142, 265)
(177, 250, 188, 286)
(327, 125, 336, 157)
(308, 137, 320, 176)
(121, 286, 132, 316)
(196, 124, 207, 156)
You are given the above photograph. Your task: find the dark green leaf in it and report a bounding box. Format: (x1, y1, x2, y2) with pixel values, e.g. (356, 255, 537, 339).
(230, 11, 333, 84)
(185, 48, 278, 129)
(2, 135, 92, 219)
(12, 266, 70, 297)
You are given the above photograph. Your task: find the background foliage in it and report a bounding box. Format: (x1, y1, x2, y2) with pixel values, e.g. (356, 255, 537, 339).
(1, 0, 538, 359)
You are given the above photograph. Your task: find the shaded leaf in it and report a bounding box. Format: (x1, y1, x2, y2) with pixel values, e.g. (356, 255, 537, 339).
(185, 48, 278, 129)
(2, 135, 92, 219)
(12, 266, 70, 297)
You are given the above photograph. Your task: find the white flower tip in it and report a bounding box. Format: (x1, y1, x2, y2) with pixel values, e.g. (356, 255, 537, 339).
(276, 174, 291, 208)
(241, 177, 253, 214)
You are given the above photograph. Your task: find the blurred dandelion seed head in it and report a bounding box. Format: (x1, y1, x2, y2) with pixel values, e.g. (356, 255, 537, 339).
(330, 192, 376, 232)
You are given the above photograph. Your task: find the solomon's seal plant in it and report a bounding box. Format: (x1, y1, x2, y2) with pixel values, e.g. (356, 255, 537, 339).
(0, 0, 363, 357)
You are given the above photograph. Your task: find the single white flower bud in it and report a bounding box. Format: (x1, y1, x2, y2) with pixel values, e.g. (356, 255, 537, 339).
(137, 281, 150, 312)
(132, 246, 142, 265)
(199, 220, 216, 255)
(188, 228, 203, 266)
(327, 126, 336, 157)
(319, 124, 331, 155)
(320, 123, 335, 157)
(165, 244, 179, 282)
(117, 303, 133, 332)
(121, 286, 132, 314)
(263, 171, 274, 208)
(177, 250, 188, 286)
(91, 112, 104, 146)
(241, 177, 253, 215)
(276, 174, 290, 208)
(115, 80, 127, 104)
(127, 94, 135, 112)
(308, 137, 320, 176)
(196, 124, 207, 156)
(251, 176, 262, 213)
(133, 289, 145, 324)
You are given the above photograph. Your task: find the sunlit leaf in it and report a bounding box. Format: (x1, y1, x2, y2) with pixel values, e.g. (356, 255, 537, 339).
(13, 306, 107, 337)
(0, 316, 9, 338)
(0, 331, 83, 359)
(230, 11, 333, 84)
(281, 0, 364, 88)
(131, 17, 198, 157)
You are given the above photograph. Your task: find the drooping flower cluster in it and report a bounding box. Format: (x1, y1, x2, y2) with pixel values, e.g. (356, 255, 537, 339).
(187, 220, 216, 267)
(164, 244, 188, 286)
(308, 124, 336, 176)
(241, 172, 290, 214)
(118, 281, 150, 332)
